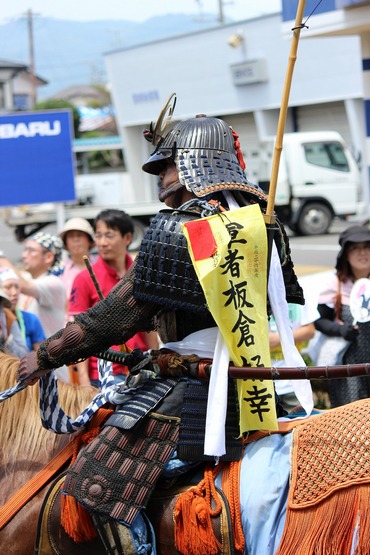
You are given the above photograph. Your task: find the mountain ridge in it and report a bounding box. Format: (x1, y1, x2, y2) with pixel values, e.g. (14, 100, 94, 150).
(0, 13, 226, 98)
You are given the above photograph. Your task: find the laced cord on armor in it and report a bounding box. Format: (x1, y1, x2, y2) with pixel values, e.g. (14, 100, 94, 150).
(179, 198, 222, 217)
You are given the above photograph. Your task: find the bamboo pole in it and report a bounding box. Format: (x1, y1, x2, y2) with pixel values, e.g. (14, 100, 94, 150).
(83, 255, 104, 300)
(264, 0, 307, 224)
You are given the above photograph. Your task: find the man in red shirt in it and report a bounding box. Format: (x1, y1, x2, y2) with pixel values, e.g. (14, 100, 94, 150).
(68, 208, 158, 387)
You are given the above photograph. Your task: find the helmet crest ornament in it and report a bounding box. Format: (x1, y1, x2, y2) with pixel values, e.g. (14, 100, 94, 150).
(143, 92, 177, 146)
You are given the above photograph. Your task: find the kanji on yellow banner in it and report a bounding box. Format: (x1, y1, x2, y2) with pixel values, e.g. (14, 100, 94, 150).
(183, 204, 277, 432)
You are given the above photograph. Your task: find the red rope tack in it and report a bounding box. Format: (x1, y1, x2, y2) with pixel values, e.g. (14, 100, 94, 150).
(231, 128, 246, 170)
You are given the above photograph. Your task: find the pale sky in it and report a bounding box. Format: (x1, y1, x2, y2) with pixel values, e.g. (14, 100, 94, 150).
(1, 0, 281, 24)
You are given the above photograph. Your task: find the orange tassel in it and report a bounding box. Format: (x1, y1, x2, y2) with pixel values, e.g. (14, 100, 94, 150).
(60, 492, 97, 543)
(60, 408, 114, 543)
(174, 488, 221, 555)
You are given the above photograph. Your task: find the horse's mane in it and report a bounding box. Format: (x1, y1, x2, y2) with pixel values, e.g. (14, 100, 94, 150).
(0, 352, 97, 471)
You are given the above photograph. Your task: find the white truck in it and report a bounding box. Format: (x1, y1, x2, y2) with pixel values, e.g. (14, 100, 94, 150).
(256, 131, 362, 235)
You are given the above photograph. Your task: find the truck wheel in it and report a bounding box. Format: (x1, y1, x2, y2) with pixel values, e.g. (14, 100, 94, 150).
(129, 219, 147, 252)
(296, 203, 332, 236)
(14, 226, 26, 242)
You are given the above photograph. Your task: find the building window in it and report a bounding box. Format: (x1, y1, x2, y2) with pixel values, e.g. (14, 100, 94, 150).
(13, 94, 30, 110)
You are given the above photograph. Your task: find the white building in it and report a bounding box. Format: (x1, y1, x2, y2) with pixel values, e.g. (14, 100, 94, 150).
(282, 0, 370, 211)
(0, 59, 47, 112)
(104, 10, 365, 205)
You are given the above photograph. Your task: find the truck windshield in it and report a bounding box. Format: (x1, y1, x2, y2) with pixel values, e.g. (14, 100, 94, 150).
(303, 141, 350, 172)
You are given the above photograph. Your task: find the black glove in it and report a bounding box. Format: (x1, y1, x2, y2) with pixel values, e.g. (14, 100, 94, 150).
(338, 324, 358, 341)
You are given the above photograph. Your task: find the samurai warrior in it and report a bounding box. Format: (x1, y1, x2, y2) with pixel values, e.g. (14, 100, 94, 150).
(17, 94, 306, 554)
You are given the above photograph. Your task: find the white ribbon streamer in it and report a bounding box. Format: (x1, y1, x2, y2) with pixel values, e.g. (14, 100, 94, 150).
(268, 243, 314, 416)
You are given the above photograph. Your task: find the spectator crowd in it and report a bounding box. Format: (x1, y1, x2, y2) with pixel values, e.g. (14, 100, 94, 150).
(0, 209, 158, 386)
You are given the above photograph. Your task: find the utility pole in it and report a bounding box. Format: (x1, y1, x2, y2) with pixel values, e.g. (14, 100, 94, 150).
(194, 0, 225, 25)
(218, 0, 225, 24)
(26, 9, 37, 108)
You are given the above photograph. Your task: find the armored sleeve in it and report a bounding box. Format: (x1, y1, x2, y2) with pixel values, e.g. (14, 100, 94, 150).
(36, 262, 159, 371)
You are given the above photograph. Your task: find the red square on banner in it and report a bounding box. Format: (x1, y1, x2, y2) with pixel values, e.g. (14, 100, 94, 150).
(184, 219, 217, 260)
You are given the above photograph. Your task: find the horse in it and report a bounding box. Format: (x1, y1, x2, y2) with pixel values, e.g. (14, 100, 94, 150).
(1, 349, 370, 555)
(0, 352, 98, 554)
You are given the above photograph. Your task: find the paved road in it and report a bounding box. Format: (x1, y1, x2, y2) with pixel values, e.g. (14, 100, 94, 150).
(288, 219, 346, 276)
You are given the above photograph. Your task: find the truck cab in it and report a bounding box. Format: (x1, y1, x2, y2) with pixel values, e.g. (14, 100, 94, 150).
(258, 131, 362, 235)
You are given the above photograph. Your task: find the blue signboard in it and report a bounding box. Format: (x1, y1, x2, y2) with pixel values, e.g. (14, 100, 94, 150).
(0, 110, 76, 206)
(282, 0, 367, 21)
(282, 0, 336, 21)
(336, 0, 369, 7)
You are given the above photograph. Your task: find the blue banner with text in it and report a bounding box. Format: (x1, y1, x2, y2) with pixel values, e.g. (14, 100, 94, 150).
(0, 110, 76, 206)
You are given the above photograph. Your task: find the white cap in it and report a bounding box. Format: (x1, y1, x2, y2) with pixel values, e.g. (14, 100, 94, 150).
(0, 267, 15, 308)
(0, 267, 19, 284)
(59, 217, 95, 246)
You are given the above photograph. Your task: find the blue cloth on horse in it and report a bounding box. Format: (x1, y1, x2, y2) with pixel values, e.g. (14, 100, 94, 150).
(216, 432, 292, 555)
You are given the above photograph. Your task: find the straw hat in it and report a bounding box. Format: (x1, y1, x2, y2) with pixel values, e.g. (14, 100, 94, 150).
(59, 217, 95, 247)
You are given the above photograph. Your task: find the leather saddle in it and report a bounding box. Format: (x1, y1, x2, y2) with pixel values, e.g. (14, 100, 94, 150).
(35, 472, 235, 555)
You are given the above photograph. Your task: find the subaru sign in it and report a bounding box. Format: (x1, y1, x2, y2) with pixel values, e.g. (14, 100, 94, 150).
(0, 110, 76, 206)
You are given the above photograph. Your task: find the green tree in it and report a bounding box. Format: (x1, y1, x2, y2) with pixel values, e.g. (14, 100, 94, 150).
(34, 99, 81, 138)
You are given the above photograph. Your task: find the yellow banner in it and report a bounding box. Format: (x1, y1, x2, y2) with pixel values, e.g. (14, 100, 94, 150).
(183, 204, 277, 432)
